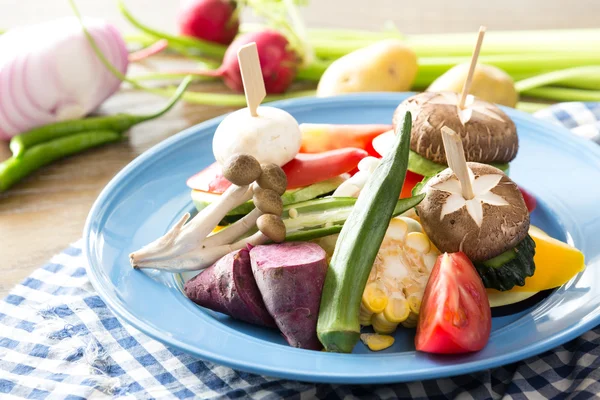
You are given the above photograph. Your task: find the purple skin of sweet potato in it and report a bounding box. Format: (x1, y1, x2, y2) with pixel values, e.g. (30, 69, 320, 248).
(250, 242, 328, 350)
(184, 248, 276, 328)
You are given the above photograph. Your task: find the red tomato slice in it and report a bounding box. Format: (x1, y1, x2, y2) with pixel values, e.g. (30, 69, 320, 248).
(518, 185, 537, 213)
(415, 252, 492, 354)
(186, 162, 231, 194)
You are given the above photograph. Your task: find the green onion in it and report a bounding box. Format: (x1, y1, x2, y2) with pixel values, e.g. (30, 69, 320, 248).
(520, 87, 600, 102)
(515, 67, 600, 92)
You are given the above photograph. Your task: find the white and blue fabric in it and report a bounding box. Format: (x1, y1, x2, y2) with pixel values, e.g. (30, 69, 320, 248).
(1, 102, 599, 399)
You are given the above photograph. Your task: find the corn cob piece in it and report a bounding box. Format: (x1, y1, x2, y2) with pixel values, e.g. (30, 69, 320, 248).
(360, 333, 395, 351)
(359, 216, 440, 334)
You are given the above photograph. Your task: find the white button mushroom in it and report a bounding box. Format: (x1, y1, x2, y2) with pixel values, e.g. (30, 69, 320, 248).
(212, 106, 302, 167)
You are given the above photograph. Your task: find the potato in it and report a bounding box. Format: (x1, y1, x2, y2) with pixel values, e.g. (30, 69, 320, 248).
(427, 63, 519, 107)
(316, 39, 418, 97)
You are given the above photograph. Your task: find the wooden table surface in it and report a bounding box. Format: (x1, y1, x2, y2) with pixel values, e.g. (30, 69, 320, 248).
(1, 0, 598, 298)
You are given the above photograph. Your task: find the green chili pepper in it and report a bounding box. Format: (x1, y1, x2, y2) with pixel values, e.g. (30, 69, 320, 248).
(10, 76, 193, 158)
(0, 130, 122, 192)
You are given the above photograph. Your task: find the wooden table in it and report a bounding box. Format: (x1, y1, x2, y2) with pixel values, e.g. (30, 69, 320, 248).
(1, 0, 598, 298)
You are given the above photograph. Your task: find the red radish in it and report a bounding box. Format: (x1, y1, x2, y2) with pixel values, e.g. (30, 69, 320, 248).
(177, 0, 239, 46)
(170, 30, 300, 94)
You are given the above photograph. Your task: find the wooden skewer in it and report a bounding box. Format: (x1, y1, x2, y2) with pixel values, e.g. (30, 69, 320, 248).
(458, 25, 486, 110)
(237, 42, 266, 117)
(441, 126, 474, 199)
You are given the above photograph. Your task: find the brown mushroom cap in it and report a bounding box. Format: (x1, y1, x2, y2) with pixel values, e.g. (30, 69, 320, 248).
(416, 162, 529, 262)
(222, 153, 262, 186)
(257, 214, 286, 243)
(392, 91, 518, 165)
(256, 163, 287, 195)
(253, 188, 283, 215)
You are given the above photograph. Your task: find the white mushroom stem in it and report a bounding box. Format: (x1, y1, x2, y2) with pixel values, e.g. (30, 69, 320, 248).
(203, 208, 263, 247)
(133, 231, 269, 273)
(129, 183, 253, 268)
(441, 126, 475, 199)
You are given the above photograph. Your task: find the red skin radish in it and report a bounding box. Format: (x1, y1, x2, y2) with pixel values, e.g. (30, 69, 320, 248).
(184, 248, 277, 328)
(250, 242, 328, 350)
(171, 30, 299, 94)
(177, 0, 239, 45)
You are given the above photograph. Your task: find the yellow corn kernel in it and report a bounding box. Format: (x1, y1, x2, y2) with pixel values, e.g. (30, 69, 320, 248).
(360, 333, 395, 351)
(362, 282, 388, 314)
(359, 304, 373, 326)
(288, 208, 299, 219)
(401, 312, 419, 328)
(372, 312, 398, 334)
(382, 295, 410, 323)
(405, 232, 431, 253)
(386, 218, 408, 242)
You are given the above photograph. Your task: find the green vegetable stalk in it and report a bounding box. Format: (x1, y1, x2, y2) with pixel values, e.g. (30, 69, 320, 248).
(316, 110, 415, 353)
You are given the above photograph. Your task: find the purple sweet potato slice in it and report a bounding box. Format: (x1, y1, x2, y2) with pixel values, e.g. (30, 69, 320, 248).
(250, 242, 328, 350)
(184, 248, 276, 328)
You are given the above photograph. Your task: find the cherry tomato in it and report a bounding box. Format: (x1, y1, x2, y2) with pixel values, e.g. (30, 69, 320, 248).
(186, 148, 369, 192)
(518, 186, 537, 213)
(415, 252, 492, 354)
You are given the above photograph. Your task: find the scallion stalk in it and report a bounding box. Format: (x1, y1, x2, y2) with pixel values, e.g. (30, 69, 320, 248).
(520, 87, 600, 102)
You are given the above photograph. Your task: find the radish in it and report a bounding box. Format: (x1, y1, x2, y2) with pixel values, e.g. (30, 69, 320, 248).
(177, 0, 240, 45)
(170, 30, 300, 94)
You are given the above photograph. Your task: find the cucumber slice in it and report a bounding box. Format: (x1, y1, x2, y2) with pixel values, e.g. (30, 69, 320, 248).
(483, 248, 517, 268)
(408, 150, 510, 176)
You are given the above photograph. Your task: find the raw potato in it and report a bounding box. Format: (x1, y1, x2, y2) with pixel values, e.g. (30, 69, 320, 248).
(427, 63, 519, 107)
(316, 39, 418, 97)
(250, 242, 328, 350)
(184, 248, 276, 328)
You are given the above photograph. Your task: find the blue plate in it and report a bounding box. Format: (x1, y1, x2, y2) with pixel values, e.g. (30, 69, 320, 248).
(84, 93, 600, 384)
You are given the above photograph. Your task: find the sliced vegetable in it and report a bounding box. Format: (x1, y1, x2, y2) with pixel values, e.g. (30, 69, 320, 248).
(473, 235, 536, 291)
(360, 333, 394, 351)
(519, 186, 537, 213)
(282, 148, 368, 189)
(317, 110, 413, 353)
(191, 176, 346, 216)
(415, 252, 491, 354)
(184, 247, 277, 328)
(496, 226, 585, 292)
(299, 123, 391, 156)
(360, 217, 440, 334)
(250, 242, 328, 350)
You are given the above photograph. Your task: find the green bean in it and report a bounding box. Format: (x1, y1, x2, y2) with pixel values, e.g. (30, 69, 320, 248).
(0, 130, 122, 192)
(10, 76, 193, 158)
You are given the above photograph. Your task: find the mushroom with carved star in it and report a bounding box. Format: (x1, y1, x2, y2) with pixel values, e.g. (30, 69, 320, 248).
(416, 127, 536, 292)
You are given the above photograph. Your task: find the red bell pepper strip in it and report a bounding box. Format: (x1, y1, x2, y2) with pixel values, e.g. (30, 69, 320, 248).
(186, 147, 369, 193)
(299, 123, 392, 157)
(282, 148, 369, 189)
(518, 185, 537, 213)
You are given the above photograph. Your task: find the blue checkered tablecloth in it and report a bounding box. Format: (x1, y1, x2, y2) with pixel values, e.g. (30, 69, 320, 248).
(1, 102, 600, 399)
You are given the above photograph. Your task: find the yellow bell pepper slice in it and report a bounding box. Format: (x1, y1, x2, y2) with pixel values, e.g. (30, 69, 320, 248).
(489, 225, 585, 294)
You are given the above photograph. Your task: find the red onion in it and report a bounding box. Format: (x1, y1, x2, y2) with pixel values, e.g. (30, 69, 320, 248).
(0, 16, 128, 140)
